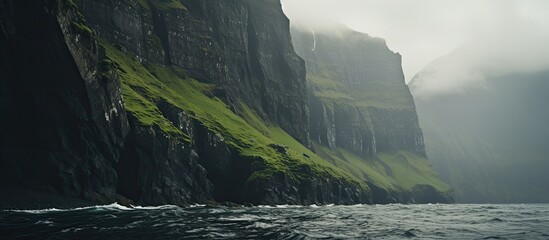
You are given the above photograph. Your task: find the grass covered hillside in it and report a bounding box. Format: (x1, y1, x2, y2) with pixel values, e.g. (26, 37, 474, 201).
(101, 42, 370, 201)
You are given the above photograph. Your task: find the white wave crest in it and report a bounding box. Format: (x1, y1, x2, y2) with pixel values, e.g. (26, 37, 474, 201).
(131, 204, 179, 210)
(9, 202, 135, 214)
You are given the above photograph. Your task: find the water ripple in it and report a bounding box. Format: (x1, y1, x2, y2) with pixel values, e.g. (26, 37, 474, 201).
(1, 204, 549, 239)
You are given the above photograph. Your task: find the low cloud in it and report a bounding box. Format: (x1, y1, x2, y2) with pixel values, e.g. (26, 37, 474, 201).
(411, 0, 549, 98)
(281, 0, 549, 94)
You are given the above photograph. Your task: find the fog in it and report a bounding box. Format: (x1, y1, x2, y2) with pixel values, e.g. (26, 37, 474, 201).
(281, 0, 549, 96)
(282, 0, 549, 204)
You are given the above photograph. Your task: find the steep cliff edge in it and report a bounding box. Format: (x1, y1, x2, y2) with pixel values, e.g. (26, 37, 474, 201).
(0, 0, 452, 207)
(1, 0, 371, 207)
(78, 0, 370, 205)
(0, 0, 130, 204)
(75, 0, 310, 146)
(291, 27, 452, 203)
(0, 0, 214, 207)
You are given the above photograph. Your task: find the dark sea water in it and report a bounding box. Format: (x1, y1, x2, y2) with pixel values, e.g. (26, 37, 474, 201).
(1, 203, 548, 239)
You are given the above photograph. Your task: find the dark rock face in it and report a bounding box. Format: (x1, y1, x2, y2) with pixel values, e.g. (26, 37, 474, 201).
(308, 98, 376, 157)
(192, 121, 246, 203)
(71, 0, 331, 204)
(244, 171, 371, 205)
(308, 96, 425, 158)
(369, 108, 426, 155)
(76, 0, 310, 146)
(1, 0, 359, 206)
(118, 118, 213, 206)
(1, 0, 445, 206)
(370, 184, 453, 204)
(292, 27, 451, 203)
(189, 113, 372, 205)
(0, 0, 128, 201)
(292, 28, 425, 157)
(0, 0, 213, 206)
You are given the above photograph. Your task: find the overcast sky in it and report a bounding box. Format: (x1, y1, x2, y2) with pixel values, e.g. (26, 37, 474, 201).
(281, 0, 549, 88)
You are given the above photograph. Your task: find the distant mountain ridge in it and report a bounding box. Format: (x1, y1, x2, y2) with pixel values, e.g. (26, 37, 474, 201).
(411, 53, 549, 203)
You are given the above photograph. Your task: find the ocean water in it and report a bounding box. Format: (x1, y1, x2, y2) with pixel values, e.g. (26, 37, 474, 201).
(1, 203, 548, 239)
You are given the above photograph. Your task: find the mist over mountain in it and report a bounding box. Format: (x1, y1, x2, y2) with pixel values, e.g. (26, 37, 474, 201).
(282, 0, 549, 203)
(411, 53, 549, 203)
(282, 0, 549, 83)
(0, 0, 455, 209)
(2, 0, 549, 239)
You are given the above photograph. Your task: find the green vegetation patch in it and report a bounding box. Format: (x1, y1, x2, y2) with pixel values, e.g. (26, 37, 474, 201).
(313, 142, 450, 192)
(71, 22, 93, 37)
(377, 151, 450, 192)
(63, 0, 77, 9)
(308, 72, 414, 110)
(100, 47, 190, 141)
(101, 41, 365, 190)
(64, 0, 95, 38)
(137, 0, 187, 11)
(304, 57, 448, 194)
(239, 104, 364, 185)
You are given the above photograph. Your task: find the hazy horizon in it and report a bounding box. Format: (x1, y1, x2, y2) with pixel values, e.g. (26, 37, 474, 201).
(281, 0, 549, 92)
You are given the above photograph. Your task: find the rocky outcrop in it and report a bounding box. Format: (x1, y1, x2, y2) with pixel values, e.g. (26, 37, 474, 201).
(370, 184, 453, 204)
(292, 28, 425, 158)
(308, 98, 372, 156)
(292, 27, 451, 203)
(118, 118, 213, 206)
(1, 0, 215, 206)
(75, 0, 310, 146)
(244, 171, 371, 205)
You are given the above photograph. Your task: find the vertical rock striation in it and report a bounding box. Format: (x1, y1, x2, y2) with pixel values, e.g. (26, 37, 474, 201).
(292, 27, 425, 157)
(76, 0, 310, 146)
(291, 26, 451, 203)
(0, 0, 451, 207)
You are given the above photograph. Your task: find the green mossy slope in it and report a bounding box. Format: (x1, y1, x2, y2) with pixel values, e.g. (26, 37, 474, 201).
(102, 42, 367, 192)
(313, 142, 450, 193)
(308, 72, 415, 111)
(307, 70, 450, 195)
